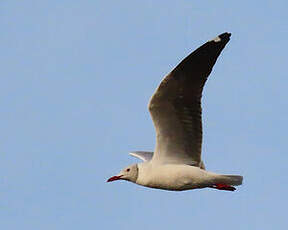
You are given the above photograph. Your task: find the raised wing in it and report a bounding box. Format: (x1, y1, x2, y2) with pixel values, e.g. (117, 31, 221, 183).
(129, 151, 154, 162)
(149, 32, 231, 166)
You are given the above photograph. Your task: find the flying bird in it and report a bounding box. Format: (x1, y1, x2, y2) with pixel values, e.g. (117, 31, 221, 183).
(107, 32, 243, 191)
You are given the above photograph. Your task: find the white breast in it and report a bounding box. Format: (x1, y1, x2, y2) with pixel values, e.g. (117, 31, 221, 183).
(136, 163, 216, 191)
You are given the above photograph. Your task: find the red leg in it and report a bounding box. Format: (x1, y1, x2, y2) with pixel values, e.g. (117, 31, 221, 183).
(210, 184, 236, 191)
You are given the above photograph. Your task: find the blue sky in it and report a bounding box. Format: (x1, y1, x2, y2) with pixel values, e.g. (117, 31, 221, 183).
(1, 0, 287, 229)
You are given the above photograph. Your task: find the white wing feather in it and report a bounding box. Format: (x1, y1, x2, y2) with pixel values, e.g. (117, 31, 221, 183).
(129, 151, 153, 162)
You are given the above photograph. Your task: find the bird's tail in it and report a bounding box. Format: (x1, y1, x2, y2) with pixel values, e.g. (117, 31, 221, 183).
(210, 175, 243, 191)
(220, 175, 243, 186)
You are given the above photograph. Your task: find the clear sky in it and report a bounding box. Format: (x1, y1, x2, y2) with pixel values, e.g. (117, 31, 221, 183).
(1, 0, 287, 229)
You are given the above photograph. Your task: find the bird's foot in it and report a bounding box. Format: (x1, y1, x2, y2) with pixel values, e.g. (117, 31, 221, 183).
(210, 184, 236, 191)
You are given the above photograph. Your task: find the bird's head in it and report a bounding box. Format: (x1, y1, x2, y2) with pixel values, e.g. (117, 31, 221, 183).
(107, 164, 138, 183)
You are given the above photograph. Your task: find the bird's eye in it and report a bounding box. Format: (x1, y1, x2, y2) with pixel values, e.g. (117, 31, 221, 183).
(126, 168, 130, 172)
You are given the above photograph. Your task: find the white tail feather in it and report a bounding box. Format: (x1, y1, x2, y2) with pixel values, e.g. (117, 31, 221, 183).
(220, 175, 243, 186)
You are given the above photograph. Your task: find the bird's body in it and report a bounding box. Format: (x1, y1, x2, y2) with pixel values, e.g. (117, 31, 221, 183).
(136, 163, 223, 191)
(107, 32, 243, 192)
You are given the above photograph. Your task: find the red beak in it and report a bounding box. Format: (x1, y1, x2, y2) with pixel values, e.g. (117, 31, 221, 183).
(107, 175, 123, 182)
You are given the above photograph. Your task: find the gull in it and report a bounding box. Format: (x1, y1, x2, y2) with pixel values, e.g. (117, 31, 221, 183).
(107, 32, 243, 191)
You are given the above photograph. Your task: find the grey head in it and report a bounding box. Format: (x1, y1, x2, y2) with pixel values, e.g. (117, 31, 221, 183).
(107, 164, 138, 183)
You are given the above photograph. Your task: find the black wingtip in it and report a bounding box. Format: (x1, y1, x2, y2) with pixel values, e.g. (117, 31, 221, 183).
(219, 32, 231, 40)
(172, 32, 231, 76)
(209, 32, 231, 44)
